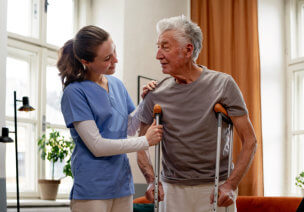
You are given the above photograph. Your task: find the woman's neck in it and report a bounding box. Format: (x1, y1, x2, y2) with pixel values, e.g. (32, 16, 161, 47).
(86, 72, 109, 92)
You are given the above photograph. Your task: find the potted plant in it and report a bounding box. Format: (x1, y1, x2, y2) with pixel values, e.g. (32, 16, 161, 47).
(38, 129, 74, 200)
(295, 171, 304, 196)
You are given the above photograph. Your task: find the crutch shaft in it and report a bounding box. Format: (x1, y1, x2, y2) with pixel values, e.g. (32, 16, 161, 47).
(225, 126, 233, 212)
(227, 127, 233, 178)
(213, 114, 222, 212)
(154, 115, 160, 212)
(153, 104, 162, 212)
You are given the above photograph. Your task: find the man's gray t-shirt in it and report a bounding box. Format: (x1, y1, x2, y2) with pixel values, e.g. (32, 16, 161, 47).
(139, 66, 248, 186)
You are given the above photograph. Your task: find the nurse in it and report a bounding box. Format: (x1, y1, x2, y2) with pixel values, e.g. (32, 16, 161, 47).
(57, 25, 163, 212)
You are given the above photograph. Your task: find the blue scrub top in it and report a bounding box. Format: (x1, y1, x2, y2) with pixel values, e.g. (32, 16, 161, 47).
(61, 75, 136, 200)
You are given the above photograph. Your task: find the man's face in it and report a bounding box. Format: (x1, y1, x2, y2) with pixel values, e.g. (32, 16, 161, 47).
(156, 30, 187, 75)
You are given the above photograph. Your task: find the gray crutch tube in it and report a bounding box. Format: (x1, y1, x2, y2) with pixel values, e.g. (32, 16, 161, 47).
(213, 103, 234, 212)
(153, 104, 162, 212)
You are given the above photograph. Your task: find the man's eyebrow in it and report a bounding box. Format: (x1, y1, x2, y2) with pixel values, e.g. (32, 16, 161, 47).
(156, 41, 169, 45)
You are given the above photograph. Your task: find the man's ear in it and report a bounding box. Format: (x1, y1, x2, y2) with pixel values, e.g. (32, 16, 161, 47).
(185, 43, 194, 59)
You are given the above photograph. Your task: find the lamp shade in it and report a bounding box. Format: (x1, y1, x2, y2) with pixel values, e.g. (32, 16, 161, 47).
(0, 127, 13, 143)
(18, 97, 35, 111)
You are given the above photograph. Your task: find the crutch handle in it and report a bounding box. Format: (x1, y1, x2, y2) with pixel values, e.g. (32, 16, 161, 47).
(214, 103, 228, 116)
(153, 104, 162, 117)
(214, 103, 232, 124)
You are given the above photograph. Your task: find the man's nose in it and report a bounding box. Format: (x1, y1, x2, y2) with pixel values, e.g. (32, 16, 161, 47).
(156, 49, 163, 60)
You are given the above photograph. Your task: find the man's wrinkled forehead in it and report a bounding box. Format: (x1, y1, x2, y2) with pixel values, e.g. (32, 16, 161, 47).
(157, 40, 169, 46)
(157, 30, 176, 45)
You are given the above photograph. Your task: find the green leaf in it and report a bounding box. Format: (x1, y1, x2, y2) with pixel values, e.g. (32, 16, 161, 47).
(295, 171, 304, 189)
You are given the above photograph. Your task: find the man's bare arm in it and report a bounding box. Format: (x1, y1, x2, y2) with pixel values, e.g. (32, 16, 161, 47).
(226, 114, 257, 189)
(212, 114, 257, 206)
(137, 122, 164, 201)
(137, 122, 155, 183)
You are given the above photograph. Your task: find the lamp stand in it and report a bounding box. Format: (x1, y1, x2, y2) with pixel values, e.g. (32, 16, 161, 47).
(14, 91, 20, 212)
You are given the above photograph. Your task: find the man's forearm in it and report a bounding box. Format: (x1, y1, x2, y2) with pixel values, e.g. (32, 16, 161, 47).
(137, 150, 155, 183)
(226, 137, 257, 190)
(226, 115, 257, 190)
(137, 122, 155, 183)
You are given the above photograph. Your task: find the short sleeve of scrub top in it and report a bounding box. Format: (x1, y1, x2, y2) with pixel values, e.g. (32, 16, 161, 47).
(61, 85, 95, 128)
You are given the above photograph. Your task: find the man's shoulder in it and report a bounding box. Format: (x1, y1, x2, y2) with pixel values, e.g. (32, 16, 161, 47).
(141, 76, 172, 104)
(199, 66, 233, 87)
(157, 76, 173, 87)
(202, 66, 231, 79)
(149, 76, 173, 95)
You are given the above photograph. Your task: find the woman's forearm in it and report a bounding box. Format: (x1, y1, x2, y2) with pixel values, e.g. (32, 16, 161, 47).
(74, 120, 149, 157)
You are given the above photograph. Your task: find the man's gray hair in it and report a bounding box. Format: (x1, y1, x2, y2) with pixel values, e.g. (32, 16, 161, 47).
(156, 15, 203, 62)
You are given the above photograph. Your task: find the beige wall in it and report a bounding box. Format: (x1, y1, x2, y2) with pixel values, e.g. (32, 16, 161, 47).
(91, 0, 126, 80)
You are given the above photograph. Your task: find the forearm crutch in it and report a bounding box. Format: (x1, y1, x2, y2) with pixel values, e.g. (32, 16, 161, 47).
(153, 104, 162, 212)
(213, 103, 234, 212)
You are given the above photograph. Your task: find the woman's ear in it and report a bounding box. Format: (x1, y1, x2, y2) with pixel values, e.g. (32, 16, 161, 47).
(80, 59, 90, 70)
(80, 59, 89, 67)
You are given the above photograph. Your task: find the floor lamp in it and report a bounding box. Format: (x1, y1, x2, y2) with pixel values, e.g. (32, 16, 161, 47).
(0, 91, 35, 212)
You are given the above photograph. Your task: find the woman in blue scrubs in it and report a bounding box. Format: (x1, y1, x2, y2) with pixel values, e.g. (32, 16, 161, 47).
(57, 25, 163, 212)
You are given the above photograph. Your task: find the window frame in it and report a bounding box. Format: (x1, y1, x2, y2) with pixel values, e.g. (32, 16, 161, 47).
(285, 0, 304, 196)
(5, 40, 40, 198)
(296, 0, 304, 57)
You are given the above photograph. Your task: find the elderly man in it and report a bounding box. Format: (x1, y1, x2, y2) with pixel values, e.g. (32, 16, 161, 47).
(136, 16, 257, 212)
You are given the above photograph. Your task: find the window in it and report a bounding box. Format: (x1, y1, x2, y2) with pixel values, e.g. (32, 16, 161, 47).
(7, 0, 40, 38)
(290, 0, 304, 59)
(46, 0, 75, 47)
(287, 0, 304, 196)
(5, 0, 84, 198)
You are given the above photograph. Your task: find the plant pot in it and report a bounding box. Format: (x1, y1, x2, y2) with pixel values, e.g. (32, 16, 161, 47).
(38, 179, 60, 200)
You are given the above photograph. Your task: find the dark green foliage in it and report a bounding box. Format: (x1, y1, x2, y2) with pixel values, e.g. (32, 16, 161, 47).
(63, 146, 74, 178)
